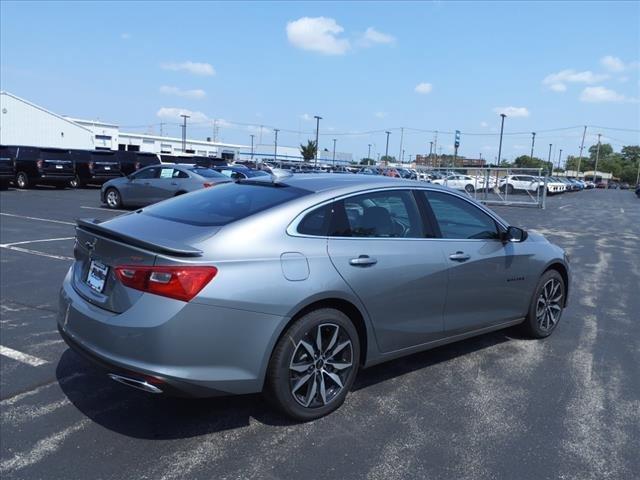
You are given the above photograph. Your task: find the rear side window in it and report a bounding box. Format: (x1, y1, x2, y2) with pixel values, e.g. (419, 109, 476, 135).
(424, 191, 500, 240)
(297, 205, 330, 236)
(188, 167, 226, 179)
(144, 182, 310, 226)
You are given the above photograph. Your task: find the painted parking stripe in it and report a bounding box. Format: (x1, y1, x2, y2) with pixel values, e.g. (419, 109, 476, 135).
(0, 212, 75, 226)
(0, 245, 73, 261)
(0, 346, 48, 367)
(3, 237, 75, 247)
(80, 205, 127, 212)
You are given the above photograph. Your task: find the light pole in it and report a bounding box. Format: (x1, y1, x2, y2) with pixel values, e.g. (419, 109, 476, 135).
(530, 132, 536, 163)
(332, 138, 337, 167)
(274, 129, 279, 164)
(497, 113, 506, 166)
(250, 134, 255, 161)
(547, 143, 553, 175)
(557, 149, 563, 172)
(384, 131, 391, 164)
(577, 126, 587, 177)
(367, 143, 372, 161)
(180, 114, 190, 153)
(314, 115, 322, 167)
(398, 127, 404, 163)
(594, 133, 601, 184)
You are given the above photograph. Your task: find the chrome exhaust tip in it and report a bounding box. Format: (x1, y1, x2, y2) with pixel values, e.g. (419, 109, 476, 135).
(107, 373, 163, 394)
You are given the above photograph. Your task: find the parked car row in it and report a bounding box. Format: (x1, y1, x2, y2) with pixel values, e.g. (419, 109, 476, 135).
(0, 145, 231, 190)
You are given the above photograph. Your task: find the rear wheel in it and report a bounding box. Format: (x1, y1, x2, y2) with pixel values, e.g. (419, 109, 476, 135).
(105, 188, 122, 209)
(266, 308, 360, 421)
(521, 270, 565, 338)
(464, 184, 475, 193)
(70, 175, 84, 189)
(506, 184, 514, 194)
(15, 172, 29, 189)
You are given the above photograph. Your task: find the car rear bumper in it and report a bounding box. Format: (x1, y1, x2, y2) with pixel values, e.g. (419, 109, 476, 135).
(57, 267, 286, 397)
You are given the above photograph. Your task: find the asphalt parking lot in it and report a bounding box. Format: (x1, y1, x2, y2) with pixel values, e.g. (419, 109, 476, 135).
(1, 185, 638, 480)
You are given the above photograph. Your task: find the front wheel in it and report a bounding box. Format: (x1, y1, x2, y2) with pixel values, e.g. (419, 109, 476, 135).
(15, 172, 29, 189)
(521, 270, 566, 338)
(266, 308, 360, 421)
(70, 175, 84, 189)
(105, 188, 122, 209)
(464, 184, 475, 193)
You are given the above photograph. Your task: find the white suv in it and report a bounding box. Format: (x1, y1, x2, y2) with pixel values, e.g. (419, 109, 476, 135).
(431, 174, 489, 193)
(499, 175, 565, 195)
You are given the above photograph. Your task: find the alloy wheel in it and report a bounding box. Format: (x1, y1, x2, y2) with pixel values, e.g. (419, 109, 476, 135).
(289, 323, 353, 408)
(536, 278, 563, 331)
(106, 190, 119, 208)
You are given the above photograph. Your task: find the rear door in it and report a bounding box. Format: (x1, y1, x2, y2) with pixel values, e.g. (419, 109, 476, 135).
(125, 166, 160, 205)
(421, 190, 530, 333)
(327, 189, 448, 353)
(39, 149, 74, 177)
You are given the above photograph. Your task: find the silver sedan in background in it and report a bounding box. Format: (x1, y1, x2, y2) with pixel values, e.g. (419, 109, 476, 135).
(60, 174, 570, 420)
(101, 164, 231, 209)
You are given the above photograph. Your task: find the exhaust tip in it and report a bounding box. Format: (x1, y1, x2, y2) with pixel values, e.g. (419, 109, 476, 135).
(108, 373, 163, 394)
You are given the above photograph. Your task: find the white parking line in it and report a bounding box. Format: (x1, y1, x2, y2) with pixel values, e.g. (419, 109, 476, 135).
(0, 245, 74, 261)
(0, 213, 75, 225)
(80, 205, 127, 212)
(2, 237, 74, 247)
(0, 346, 48, 367)
(558, 204, 570, 210)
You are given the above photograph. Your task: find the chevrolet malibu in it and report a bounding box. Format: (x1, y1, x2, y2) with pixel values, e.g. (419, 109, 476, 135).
(58, 174, 570, 420)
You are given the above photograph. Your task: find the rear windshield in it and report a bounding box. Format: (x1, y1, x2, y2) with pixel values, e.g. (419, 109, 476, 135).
(143, 181, 310, 226)
(188, 167, 227, 178)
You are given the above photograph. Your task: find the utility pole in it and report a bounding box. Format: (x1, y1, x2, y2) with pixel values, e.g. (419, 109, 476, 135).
(402, 149, 405, 164)
(332, 138, 337, 167)
(576, 125, 587, 177)
(250, 134, 255, 161)
(547, 143, 553, 175)
(497, 113, 506, 166)
(160, 122, 165, 137)
(274, 129, 279, 164)
(635, 158, 640, 186)
(557, 149, 563, 172)
(398, 127, 404, 163)
(180, 114, 190, 153)
(367, 143, 372, 160)
(594, 133, 601, 184)
(530, 132, 536, 162)
(429, 141, 433, 157)
(384, 131, 391, 164)
(314, 115, 322, 167)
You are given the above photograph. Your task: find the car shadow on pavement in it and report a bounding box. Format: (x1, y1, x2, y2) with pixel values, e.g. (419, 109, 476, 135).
(56, 327, 526, 439)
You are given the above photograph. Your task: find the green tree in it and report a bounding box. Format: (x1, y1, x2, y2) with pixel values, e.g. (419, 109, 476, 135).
(588, 143, 613, 160)
(621, 145, 640, 164)
(380, 155, 396, 163)
(360, 157, 375, 165)
(513, 155, 553, 172)
(299, 140, 317, 161)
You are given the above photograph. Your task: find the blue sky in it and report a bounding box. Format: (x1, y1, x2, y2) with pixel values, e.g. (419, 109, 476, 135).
(1, 1, 639, 162)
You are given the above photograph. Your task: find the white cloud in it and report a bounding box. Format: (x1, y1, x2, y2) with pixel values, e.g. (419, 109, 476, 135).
(493, 106, 530, 117)
(374, 111, 387, 118)
(480, 121, 489, 128)
(286, 17, 350, 55)
(579, 86, 637, 103)
(156, 107, 209, 123)
(414, 82, 433, 94)
(299, 113, 312, 121)
(120, 33, 131, 40)
(159, 86, 206, 99)
(600, 55, 625, 72)
(542, 69, 609, 92)
(161, 61, 216, 76)
(359, 27, 396, 47)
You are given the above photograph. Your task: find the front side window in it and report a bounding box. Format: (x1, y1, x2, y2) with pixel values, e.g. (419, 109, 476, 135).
(132, 167, 160, 180)
(424, 191, 500, 240)
(331, 190, 424, 238)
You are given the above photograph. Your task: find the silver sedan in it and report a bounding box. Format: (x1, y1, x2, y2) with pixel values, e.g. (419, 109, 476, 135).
(60, 174, 570, 420)
(101, 164, 231, 209)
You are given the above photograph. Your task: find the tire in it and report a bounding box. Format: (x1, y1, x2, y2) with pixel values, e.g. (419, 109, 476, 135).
(105, 188, 122, 209)
(266, 308, 360, 421)
(70, 175, 84, 189)
(15, 172, 29, 189)
(174, 191, 187, 196)
(521, 270, 565, 338)
(464, 184, 475, 193)
(506, 184, 514, 195)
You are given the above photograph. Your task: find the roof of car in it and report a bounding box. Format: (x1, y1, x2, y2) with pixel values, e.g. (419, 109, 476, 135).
(279, 173, 438, 193)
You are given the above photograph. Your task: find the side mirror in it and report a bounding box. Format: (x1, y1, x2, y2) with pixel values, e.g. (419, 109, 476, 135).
(503, 226, 527, 243)
(126, 174, 134, 180)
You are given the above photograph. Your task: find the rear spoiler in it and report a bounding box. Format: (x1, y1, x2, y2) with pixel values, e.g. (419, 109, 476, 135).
(76, 218, 203, 257)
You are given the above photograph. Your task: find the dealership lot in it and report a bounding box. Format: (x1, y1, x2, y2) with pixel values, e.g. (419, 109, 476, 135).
(0, 186, 638, 480)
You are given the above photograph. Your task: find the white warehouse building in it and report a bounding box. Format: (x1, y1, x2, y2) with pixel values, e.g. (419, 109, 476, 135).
(0, 91, 245, 160)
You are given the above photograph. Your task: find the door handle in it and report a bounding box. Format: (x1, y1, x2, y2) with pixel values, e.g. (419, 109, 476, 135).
(349, 255, 378, 266)
(449, 251, 471, 262)
(170, 182, 178, 186)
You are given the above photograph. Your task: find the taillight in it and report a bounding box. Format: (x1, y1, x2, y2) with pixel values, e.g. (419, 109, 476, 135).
(203, 182, 214, 188)
(36, 160, 43, 169)
(114, 265, 217, 302)
(89, 161, 95, 171)
(134, 162, 141, 170)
